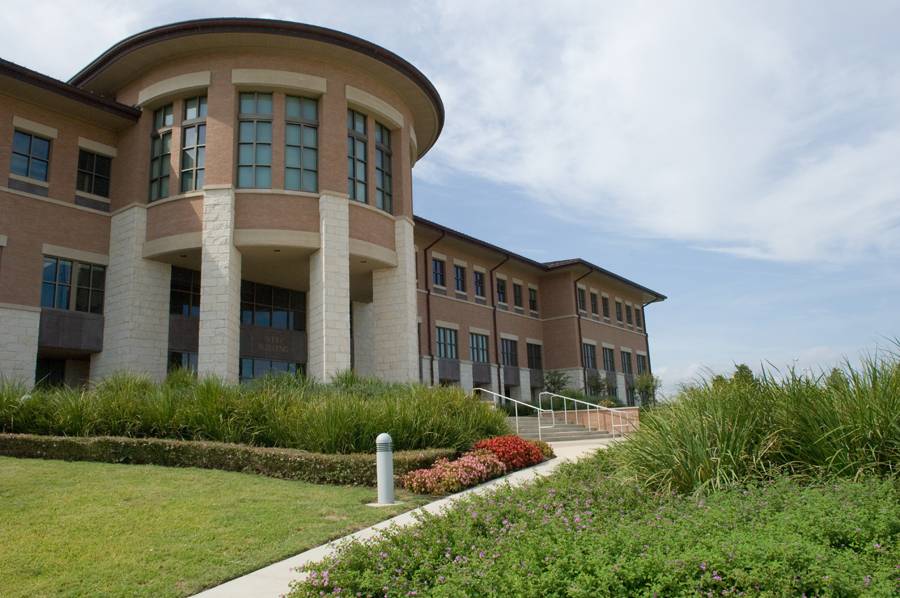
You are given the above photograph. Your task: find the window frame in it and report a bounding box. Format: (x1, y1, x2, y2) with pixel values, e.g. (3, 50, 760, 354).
(526, 342, 543, 370)
(528, 287, 538, 312)
(170, 267, 202, 318)
(601, 295, 611, 319)
(240, 279, 306, 332)
(11, 129, 51, 182)
(621, 351, 633, 375)
(602, 347, 616, 372)
(180, 95, 207, 193)
(149, 103, 173, 201)
(41, 255, 105, 314)
(626, 304, 634, 325)
(76, 149, 111, 198)
(374, 121, 392, 213)
(500, 338, 518, 367)
(615, 300, 623, 322)
(496, 279, 507, 304)
(513, 283, 523, 308)
(582, 343, 597, 370)
(590, 292, 598, 315)
(347, 108, 368, 202)
(469, 332, 489, 363)
(285, 95, 319, 193)
(474, 271, 486, 298)
(577, 287, 587, 312)
(237, 92, 274, 189)
(432, 258, 446, 287)
(635, 307, 643, 328)
(453, 264, 466, 293)
(436, 326, 458, 360)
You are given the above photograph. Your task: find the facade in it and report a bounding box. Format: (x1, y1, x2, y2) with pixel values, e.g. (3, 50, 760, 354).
(0, 19, 664, 403)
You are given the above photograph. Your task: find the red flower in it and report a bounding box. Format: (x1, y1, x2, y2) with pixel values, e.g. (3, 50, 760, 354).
(473, 435, 545, 470)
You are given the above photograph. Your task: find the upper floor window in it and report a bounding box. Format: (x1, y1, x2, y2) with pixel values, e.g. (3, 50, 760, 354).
(582, 343, 597, 370)
(528, 288, 538, 312)
(347, 109, 367, 202)
(496, 279, 507, 304)
(626, 304, 633, 325)
(470, 333, 489, 363)
(12, 130, 51, 182)
(602, 347, 616, 372)
(432, 258, 446, 287)
(436, 326, 458, 359)
(374, 122, 392, 213)
(240, 280, 306, 332)
(180, 96, 207, 192)
(77, 150, 111, 197)
(615, 300, 623, 322)
(149, 103, 173, 201)
(237, 92, 273, 189)
(501, 338, 518, 367)
(285, 95, 318, 193)
(513, 283, 523, 308)
(636, 354, 648, 375)
(41, 256, 105, 314)
(577, 287, 587, 312)
(602, 295, 610, 318)
(621, 350, 633, 375)
(170, 267, 201, 318)
(454, 264, 466, 293)
(527, 343, 543, 370)
(635, 307, 643, 328)
(590, 292, 598, 315)
(474, 271, 486, 297)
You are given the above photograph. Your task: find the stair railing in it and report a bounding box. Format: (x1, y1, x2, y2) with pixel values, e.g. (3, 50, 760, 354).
(474, 388, 555, 441)
(538, 391, 635, 438)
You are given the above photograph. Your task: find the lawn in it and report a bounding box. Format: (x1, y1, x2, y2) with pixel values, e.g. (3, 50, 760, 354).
(0, 457, 425, 597)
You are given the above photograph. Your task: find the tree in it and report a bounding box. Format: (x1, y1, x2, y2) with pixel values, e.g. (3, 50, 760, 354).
(542, 370, 569, 394)
(635, 373, 660, 406)
(733, 364, 756, 386)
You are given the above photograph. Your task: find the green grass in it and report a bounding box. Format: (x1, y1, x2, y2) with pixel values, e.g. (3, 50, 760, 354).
(0, 370, 508, 453)
(0, 456, 425, 597)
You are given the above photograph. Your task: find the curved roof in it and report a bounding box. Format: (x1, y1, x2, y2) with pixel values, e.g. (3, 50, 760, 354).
(69, 18, 444, 157)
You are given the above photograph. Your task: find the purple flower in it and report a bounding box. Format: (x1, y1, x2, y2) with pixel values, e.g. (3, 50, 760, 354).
(700, 562, 707, 571)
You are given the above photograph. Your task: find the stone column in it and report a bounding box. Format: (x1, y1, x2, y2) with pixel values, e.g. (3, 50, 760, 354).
(92, 205, 170, 381)
(372, 218, 419, 382)
(197, 186, 241, 382)
(616, 372, 628, 403)
(307, 193, 351, 381)
(0, 305, 40, 387)
(459, 360, 474, 393)
(519, 368, 532, 402)
(351, 300, 375, 377)
(489, 363, 500, 394)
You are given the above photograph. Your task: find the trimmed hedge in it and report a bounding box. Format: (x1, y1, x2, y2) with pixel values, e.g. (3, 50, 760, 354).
(0, 433, 455, 487)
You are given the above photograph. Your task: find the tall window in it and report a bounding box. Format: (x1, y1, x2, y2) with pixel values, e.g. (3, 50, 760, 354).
(76, 150, 111, 197)
(170, 267, 201, 318)
(241, 280, 306, 331)
(615, 300, 623, 322)
(636, 354, 648, 375)
(497, 279, 507, 304)
(582, 343, 597, 370)
(621, 351, 633, 375)
(470, 333, 489, 363)
(240, 358, 302, 381)
(454, 264, 466, 292)
(11, 130, 51, 181)
(237, 92, 273, 189)
(474, 271, 486, 297)
(626, 304, 634, 325)
(590, 292, 598, 315)
(513, 283, 523, 308)
(149, 104, 173, 201)
(528, 288, 538, 312)
(501, 338, 518, 366)
(168, 351, 198, 373)
(602, 296, 610, 318)
(436, 326, 458, 359)
(41, 256, 105, 314)
(347, 109, 367, 201)
(432, 258, 446, 287)
(527, 343, 543, 370)
(375, 122, 392, 212)
(577, 287, 587, 311)
(602, 347, 616, 372)
(285, 95, 318, 192)
(180, 96, 207, 192)
(635, 308, 643, 328)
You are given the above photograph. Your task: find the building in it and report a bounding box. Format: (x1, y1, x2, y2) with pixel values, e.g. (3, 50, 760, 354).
(0, 18, 665, 403)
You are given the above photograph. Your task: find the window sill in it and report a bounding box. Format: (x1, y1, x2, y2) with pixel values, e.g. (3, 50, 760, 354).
(75, 190, 111, 204)
(9, 172, 49, 188)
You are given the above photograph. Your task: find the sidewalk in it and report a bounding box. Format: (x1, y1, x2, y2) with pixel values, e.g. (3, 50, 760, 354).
(193, 438, 610, 598)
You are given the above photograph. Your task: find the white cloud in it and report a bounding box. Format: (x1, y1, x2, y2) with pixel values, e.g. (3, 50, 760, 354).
(5, 1, 900, 263)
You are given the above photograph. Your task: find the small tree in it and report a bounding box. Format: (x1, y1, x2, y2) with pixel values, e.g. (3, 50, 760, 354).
(542, 370, 569, 394)
(733, 363, 756, 386)
(586, 371, 605, 397)
(635, 373, 661, 406)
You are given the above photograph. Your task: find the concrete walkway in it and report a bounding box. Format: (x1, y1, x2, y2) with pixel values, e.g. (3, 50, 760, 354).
(193, 438, 610, 598)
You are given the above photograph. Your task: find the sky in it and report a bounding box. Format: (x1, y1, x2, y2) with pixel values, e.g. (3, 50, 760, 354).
(5, 0, 899, 393)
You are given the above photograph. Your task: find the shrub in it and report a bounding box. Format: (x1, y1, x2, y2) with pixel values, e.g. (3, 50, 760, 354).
(474, 435, 544, 470)
(400, 449, 506, 495)
(0, 433, 454, 486)
(0, 372, 509, 454)
(530, 439, 555, 460)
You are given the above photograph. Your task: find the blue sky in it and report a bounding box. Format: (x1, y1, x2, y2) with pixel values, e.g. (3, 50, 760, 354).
(5, 1, 899, 392)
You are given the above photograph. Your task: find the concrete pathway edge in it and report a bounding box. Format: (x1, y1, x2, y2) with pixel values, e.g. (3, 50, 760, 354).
(193, 438, 610, 598)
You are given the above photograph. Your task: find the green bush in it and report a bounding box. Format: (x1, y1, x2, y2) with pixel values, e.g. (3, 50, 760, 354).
(617, 353, 900, 493)
(0, 433, 455, 486)
(291, 451, 900, 596)
(0, 372, 508, 454)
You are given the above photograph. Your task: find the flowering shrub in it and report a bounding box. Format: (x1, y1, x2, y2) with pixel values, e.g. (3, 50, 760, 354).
(401, 449, 506, 495)
(530, 439, 555, 460)
(474, 435, 545, 470)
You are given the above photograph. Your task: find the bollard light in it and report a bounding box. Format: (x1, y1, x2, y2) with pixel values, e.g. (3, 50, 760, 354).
(375, 432, 395, 505)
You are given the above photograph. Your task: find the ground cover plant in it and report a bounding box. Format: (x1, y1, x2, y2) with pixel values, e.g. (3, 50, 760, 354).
(0, 456, 426, 598)
(0, 370, 507, 454)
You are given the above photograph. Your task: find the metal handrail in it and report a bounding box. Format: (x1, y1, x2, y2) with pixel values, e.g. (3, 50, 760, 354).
(538, 391, 635, 437)
(475, 388, 554, 441)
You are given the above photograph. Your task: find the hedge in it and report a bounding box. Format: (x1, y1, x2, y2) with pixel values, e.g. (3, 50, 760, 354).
(0, 434, 455, 487)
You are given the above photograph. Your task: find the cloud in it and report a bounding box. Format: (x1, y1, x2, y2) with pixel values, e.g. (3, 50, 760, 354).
(5, 1, 900, 263)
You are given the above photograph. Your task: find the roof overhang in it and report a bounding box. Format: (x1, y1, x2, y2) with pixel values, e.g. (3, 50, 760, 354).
(68, 18, 444, 158)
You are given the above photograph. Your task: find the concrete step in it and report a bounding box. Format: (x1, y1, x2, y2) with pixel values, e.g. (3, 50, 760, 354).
(506, 416, 613, 442)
